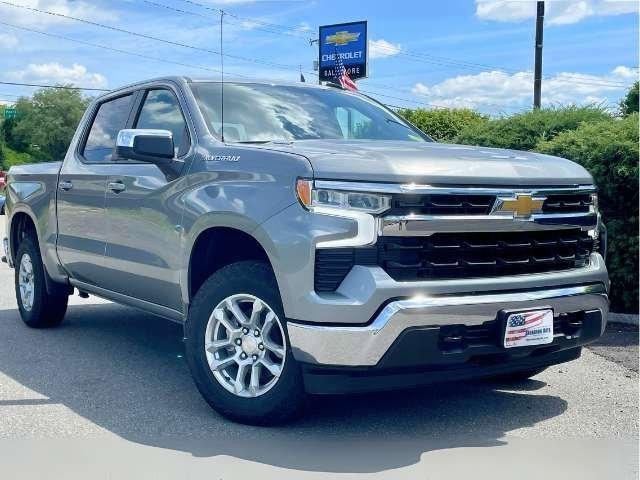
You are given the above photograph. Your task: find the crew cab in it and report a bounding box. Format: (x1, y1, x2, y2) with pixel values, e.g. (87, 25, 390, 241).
(2, 76, 609, 424)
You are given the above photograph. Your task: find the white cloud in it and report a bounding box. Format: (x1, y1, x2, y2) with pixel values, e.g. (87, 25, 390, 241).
(295, 21, 312, 33)
(412, 66, 638, 111)
(612, 65, 639, 79)
(9, 63, 108, 88)
(476, 0, 638, 26)
(0, 33, 18, 49)
(1, 0, 117, 28)
(369, 39, 402, 59)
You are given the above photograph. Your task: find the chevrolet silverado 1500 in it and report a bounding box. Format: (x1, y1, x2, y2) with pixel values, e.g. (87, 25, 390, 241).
(2, 77, 609, 424)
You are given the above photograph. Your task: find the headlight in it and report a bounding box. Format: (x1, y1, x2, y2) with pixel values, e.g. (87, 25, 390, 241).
(588, 192, 602, 250)
(296, 179, 390, 214)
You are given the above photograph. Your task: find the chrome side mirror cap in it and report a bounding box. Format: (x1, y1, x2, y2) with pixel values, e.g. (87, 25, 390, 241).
(116, 129, 174, 164)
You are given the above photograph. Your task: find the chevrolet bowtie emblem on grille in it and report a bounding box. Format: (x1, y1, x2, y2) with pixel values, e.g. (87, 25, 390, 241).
(492, 194, 546, 219)
(325, 30, 361, 46)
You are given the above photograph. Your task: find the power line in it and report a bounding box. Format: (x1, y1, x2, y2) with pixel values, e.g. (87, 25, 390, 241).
(0, 21, 254, 79)
(0, 1, 303, 72)
(0, 80, 109, 91)
(371, 42, 627, 89)
(173, 0, 309, 38)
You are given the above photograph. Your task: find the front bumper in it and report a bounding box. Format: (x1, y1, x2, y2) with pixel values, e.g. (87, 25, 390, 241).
(289, 282, 607, 381)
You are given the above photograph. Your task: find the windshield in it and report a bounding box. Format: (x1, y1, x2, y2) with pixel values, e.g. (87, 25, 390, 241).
(190, 82, 431, 143)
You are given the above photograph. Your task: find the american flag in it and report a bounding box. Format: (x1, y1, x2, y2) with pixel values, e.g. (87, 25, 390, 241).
(505, 311, 547, 342)
(333, 50, 357, 91)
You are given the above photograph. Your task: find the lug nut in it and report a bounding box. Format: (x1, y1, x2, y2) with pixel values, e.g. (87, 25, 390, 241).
(252, 355, 258, 362)
(242, 328, 249, 335)
(254, 329, 260, 336)
(258, 343, 264, 351)
(240, 352, 247, 359)
(235, 338, 242, 346)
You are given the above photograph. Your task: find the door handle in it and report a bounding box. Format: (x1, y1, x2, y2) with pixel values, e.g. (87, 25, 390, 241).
(108, 181, 126, 193)
(58, 180, 73, 191)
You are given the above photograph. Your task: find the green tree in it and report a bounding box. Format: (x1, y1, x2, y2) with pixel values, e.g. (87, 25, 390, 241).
(620, 81, 639, 116)
(12, 87, 90, 162)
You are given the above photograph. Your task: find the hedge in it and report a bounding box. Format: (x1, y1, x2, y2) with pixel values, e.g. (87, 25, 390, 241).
(454, 106, 611, 150)
(536, 113, 639, 313)
(397, 108, 486, 142)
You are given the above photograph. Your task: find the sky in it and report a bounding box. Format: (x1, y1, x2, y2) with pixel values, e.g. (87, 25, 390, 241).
(0, 0, 638, 115)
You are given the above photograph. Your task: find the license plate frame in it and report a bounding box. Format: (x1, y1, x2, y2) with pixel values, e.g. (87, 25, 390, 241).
(501, 307, 554, 349)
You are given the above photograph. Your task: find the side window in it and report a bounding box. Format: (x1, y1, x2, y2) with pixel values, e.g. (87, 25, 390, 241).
(135, 90, 190, 157)
(335, 107, 374, 139)
(83, 95, 133, 163)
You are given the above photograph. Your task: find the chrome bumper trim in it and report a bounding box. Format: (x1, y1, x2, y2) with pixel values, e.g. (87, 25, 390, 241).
(380, 212, 598, 235)
(288, 283, 609, 367)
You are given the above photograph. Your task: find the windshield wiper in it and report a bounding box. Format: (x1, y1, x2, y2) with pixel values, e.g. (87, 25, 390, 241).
(233, 140, 293, 145)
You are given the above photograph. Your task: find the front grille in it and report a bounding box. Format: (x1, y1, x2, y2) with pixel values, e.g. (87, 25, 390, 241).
(386, 192, 593, 217)
(314, 229, 594, 292)
(387, 193, 495, 216)
(543, 193, 592, 214)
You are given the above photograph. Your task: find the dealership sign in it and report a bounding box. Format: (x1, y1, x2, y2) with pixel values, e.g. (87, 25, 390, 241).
(318, 21, 368, 82)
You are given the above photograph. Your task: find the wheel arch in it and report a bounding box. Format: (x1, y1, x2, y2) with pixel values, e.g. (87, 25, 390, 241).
(9, 209, 71, 296)
(9, 210, 39, 265)
(187, 224, 278, 304)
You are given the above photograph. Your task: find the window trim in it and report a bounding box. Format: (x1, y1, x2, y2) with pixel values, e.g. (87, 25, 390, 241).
(131, 87, 192, 160)
(77, 92, 137, 165)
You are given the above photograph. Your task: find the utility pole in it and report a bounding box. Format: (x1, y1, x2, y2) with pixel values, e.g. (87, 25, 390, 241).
(533, 1, 544, 109)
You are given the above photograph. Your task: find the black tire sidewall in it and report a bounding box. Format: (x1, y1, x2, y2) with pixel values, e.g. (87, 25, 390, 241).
(15, 239, 47, 326)
(14, 238, 67, 328)
(184, 261, 305, 425)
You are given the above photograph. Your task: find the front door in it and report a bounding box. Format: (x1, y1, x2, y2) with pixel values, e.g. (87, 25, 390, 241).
(57, 93, 135, 286)
(102, 88, 192, 311)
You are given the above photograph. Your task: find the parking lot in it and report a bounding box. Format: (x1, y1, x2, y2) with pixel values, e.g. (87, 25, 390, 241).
(0, 216, 637, 479)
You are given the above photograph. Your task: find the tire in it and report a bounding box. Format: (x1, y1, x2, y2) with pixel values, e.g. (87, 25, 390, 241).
(184, 261, 305, 425)
(489, 366, 548, 383)
(14, 237, 68, 328)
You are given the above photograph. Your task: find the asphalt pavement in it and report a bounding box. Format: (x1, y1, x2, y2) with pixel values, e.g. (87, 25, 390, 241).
(0, 216, 637, 479)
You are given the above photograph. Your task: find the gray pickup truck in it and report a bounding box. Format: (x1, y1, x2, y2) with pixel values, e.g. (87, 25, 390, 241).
(2, 77, 609, 424)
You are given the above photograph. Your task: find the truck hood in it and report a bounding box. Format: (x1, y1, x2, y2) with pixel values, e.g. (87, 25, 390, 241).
(258, 140, 593, 186)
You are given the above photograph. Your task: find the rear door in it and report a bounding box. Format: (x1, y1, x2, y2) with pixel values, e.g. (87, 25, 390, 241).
(57, 93, 135, 286)
(101, 87, 192, 311)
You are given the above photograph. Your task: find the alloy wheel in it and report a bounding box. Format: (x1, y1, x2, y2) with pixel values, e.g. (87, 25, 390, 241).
(204, 294, 287, 398)
(18, 253, 35, 312)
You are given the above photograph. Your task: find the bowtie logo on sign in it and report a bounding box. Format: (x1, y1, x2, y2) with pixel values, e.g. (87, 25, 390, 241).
(325, 31, 361, 46)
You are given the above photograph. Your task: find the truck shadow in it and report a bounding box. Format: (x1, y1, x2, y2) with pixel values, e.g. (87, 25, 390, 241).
(0, 303, 568, 474)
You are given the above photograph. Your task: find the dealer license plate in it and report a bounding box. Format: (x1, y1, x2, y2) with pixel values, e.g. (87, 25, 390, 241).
(504, 309, 554, 348)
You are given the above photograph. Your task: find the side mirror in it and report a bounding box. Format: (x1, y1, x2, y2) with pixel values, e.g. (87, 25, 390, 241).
(116, 129, 174, 164)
